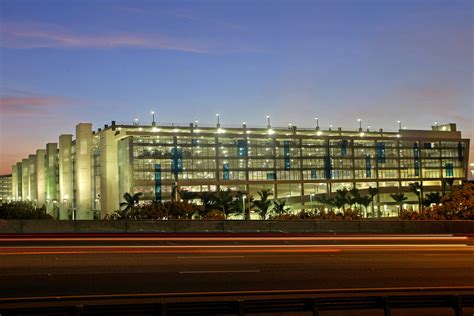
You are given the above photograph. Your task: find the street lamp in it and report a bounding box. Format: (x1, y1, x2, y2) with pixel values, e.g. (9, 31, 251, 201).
(397, 120, 401, 130)
(435, 121, 439, 131)
(134, 117, 139, 126)
(151, 111, 156, 126)
(315, 117, 319, 131)
(216, 113, 220, 128)
(194, 120, 199, 127)
(329, 124, 333, 131)
(358, 118, 362, 131)
(367, 125, 371, 132)
(266, 115, 271, 128)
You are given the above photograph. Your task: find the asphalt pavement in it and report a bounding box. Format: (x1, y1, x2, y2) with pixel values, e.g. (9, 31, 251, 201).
(0, 234, 472, 299)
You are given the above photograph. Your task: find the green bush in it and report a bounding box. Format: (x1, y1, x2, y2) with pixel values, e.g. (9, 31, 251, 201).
(0, 201, 52, 219)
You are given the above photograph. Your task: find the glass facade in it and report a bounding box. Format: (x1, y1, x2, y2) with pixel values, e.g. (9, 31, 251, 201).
(10, 121, 470, 218)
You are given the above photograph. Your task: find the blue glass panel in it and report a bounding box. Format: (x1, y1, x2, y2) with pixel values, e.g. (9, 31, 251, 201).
(191, 139, 198, 146)
(311, 169, 317, 179)
(266, 172, 276, 180)
(284, 141, 291, 170)
(223, 163, 229, 180)
(341, 140, 348, 156)
(154, 164, 161, 201)
(446, 163, 454, 177)
(324, 156, 332, 179)
(458, 142, 463, 162)
(376, 142, 386, 163)
(171, 147, 183, 174)
(413, 143, 420, 177)
(237, 140, 248, 157)
(365, 154, 371, 178)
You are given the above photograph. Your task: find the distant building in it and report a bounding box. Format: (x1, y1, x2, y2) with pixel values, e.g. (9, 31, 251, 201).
(9, 120, 470, 219)
(0, 175, 12, 204)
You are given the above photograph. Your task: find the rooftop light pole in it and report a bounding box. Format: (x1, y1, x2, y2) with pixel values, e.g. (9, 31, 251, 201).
(329, 124, 333, 131)
(435, 121, 439, 131)
(216, 113, 220, 128)
(242, 121, 246, 128)
(151, 111, 156, 126)
(358, 118, 362, 131)
(315, 117, 320, 131)
(194, 120, 199, 127)
(367, 125, 371, 132)
(398, 120, 401, 131)
(134, 118, 139, 126)
(266, 115, 271, 128)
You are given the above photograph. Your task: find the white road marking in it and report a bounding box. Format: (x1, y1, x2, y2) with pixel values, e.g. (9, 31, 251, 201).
(178, 256, 245, 259)
(179, 270, 260, 274)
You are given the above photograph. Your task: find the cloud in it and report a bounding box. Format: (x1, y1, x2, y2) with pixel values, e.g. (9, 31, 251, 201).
(0, 95, 62, 115)
(0, 21, 210, 53)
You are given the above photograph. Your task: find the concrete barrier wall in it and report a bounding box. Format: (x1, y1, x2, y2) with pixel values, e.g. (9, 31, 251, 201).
(0, 220, 473, 234)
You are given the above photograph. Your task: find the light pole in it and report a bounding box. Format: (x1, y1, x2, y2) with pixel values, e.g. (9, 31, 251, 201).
(315, 117, 319, 131)
(310, 193, 314, 206)
(266, 115, 271, 128)
(134, 118, 139, 126)
(151, 111, 156, 126)
(435, 121, 439, 131)
(194, 120, 199, 127)
(358, 118, 362, 131)
(216, 113, 220, 128)
(397, 120, 401, 130)
(242, 195, 246, 219)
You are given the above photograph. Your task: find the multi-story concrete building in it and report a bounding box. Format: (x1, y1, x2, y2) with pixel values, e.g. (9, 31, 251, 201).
(0, 175, 12, 204)
(9, 120, 470, 219)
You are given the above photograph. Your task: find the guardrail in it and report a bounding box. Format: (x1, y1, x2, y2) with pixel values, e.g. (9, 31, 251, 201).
(1, 288, 473, 315)
(1, 219, 473, 234)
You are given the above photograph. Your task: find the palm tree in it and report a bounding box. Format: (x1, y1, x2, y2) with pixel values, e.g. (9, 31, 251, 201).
(409, 182, 423, 211)
(273, 199, 289, 216)
(214, 188, 238, 219)
(423, 192, 442, 208)
(199, 191, 217, 217)
(177, 188, 196, 202)
(390, 193, 408, 216)
(349, 187, 361, 210)
(253, 189, 273, 220)
(335, 188, 349, 212)
(315, 195, 335, 211)
(368, 186, 379, 217)
(120, 192, 142, 216)
(358, 195, 371, 218)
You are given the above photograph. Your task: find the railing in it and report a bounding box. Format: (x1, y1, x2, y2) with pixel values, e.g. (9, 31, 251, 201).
(1, 288, 473, 316)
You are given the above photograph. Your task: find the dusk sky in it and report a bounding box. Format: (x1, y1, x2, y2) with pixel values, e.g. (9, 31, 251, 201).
(0, 0, 472, 175)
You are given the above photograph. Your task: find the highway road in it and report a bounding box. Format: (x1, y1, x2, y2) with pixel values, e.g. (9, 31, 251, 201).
(0, 234, 473, 299)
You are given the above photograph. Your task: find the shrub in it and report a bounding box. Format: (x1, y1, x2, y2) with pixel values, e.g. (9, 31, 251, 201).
(0, 202, 52, 219)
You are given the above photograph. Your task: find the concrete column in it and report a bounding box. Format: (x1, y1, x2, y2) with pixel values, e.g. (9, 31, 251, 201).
(11, 164, 18, 201)
(99, 129, 119, 216)
(75, 123, 93, 219)
(16, 162, 23, 200)
(59, 134, 73, 219)
(28, 154, 37, 205)
(46, 143, 59, 217)
(21, 159, 29, 200)
(36, 149, 46, 207)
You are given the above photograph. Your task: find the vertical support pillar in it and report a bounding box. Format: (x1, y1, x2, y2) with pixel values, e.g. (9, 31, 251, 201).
(28, 154, 37, 206)
(75, 123, 93, 219)
(36, 149, 46, 208)
(16, 162, 23, 201)
(99, 129, 119, 217)
(46, 143, 59, 218)
(11, 164, 18, 201)
(21, 159, 29, 201)
(59, 134, 73, 219)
